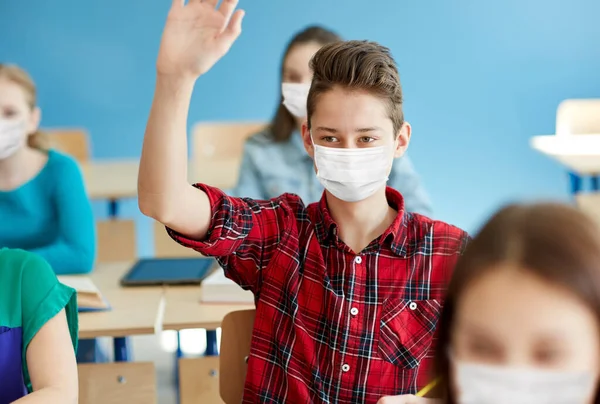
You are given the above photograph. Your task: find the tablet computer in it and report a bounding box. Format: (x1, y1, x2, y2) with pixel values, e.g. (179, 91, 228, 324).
(120, 257, 216, 287)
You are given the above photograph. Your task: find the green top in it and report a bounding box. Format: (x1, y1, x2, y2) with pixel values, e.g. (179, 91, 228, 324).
(0, 248, 78, 401)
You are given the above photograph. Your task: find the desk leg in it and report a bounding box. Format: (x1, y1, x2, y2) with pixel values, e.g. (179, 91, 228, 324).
(570, 172, 582, 196)
(108, 199, 119, 218)
(175, 331, 182, 397)
(205, 330, 218, 356)
(114, 337, 131, 362)
(176, 331, 183, 358)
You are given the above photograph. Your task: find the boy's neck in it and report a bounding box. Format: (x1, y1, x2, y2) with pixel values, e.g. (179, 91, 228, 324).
(326, 187, 397, 254)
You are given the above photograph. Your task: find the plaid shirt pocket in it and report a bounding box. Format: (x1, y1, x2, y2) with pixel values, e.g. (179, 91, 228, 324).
(379, 298, 441, 368)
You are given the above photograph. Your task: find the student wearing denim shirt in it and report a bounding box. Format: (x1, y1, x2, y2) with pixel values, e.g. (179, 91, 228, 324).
(232, 26, 433, 215)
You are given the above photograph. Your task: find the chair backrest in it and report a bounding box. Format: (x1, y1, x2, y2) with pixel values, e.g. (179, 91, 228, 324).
(179, 356, 221, 404)
(153, 220, 199, 258)
(46, 128, 91, 162)
(96, 219, 137, 263)
(78, 362, 157, 404)
(556, 99, 600, 136)
(219, 309, 256, 404)
(191, 122, 267, 189)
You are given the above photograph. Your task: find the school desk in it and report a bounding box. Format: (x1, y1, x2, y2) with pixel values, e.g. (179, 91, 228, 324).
(531, 134, 600, 196)
(162, 284, 254, 356)
(81, 159, 139, 217)
(530, 134, 600, 176)
(81, 158, 240, 217)
(78, 262, 166, 361)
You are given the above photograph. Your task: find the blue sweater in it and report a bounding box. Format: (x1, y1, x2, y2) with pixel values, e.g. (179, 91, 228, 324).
(0, 150, 96, 274)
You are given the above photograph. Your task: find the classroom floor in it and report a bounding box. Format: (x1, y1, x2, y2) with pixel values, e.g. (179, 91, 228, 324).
(130, 329, 218, 404)
(133, 334, 178, 404)
(98, 335, 177, 403)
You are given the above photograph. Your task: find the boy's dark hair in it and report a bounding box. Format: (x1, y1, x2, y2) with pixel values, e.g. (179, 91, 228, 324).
(433, 203, 600, 403)
(307, 40, 404, 136)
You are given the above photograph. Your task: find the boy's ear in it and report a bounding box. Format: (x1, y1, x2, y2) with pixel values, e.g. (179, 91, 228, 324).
(302, 121, 315, 159)
(393, 121, 411, 158)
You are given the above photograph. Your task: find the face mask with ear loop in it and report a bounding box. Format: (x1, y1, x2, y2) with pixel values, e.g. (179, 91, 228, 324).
(282, 82, 311, 118)
(0, 119, 27, 160)
(311, 133, 394, 202)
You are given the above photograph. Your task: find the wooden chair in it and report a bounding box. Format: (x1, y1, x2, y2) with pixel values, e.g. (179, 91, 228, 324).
(96, 219, 137, 263)
(46, 128, 91, 162)
(78, 362, 157, 404)
(219, 309, 256, 404)
(555, 99, 600, 136)
(179, 356, 221, 404)
(153, 220, 199, 258)
(191, 122, 267, 189)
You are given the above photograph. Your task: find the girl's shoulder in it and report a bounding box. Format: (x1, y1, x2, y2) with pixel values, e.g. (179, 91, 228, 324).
(45, 150, 81, 173)
(0, 249, 56, 323)
(36, 150, 85, 187)
(0, 248, 55, 286)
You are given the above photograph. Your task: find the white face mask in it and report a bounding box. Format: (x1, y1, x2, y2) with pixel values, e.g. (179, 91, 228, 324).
(0, 119, 27, 160)
(313, 140, 392, 202)
(454, 360, 595, 404)
(282, 82, 310, 118)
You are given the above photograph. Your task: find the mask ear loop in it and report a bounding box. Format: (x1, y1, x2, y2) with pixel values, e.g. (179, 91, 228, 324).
(309, 130, 323, 179)
(309, 130, 316, 147)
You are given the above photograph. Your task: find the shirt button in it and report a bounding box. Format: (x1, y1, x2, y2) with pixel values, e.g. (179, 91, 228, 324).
(350, 307, 359, 316)
(409, 301, 418, 310)
(354, 256, 362, 264)
(342, 364, 350, 372)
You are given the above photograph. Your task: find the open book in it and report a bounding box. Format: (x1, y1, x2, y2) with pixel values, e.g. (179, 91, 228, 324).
(58, 276, 110, 312)
(200, 271, 254, 304)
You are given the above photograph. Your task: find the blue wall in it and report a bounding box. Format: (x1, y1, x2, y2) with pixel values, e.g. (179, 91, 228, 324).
(2, 0, 600, 252)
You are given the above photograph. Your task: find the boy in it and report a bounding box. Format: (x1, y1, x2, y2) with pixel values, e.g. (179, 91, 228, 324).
(139, 0, 469, 402)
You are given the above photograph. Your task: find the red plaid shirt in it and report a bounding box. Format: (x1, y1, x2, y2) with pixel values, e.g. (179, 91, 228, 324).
(169, 184, 469, 403)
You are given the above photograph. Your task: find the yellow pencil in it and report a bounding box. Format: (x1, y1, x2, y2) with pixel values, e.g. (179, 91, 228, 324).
(416, 377, 441, 397)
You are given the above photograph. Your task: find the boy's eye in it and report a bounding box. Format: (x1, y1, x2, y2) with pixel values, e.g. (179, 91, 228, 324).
(322, 136, 338, 143)
(359, 136, 375, 143)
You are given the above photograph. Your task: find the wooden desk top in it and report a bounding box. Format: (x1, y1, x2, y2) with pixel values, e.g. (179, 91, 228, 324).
(162, 284, 254, 331)
(78, 262, 165, 339)
(81, 158, 239, 201)
(81, 160, 139, 200)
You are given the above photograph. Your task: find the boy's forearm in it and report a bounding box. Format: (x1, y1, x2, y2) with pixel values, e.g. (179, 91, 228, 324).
(138, 74, 196, 221)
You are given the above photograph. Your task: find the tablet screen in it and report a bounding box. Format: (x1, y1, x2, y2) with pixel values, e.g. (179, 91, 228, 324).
(121, 257, 216, 286)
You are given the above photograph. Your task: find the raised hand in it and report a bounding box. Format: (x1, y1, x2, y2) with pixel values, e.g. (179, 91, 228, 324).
(157, 0, 245, 79)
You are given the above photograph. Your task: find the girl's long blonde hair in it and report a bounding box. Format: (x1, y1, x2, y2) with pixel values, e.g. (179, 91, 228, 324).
(0, 64, 49, 150)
